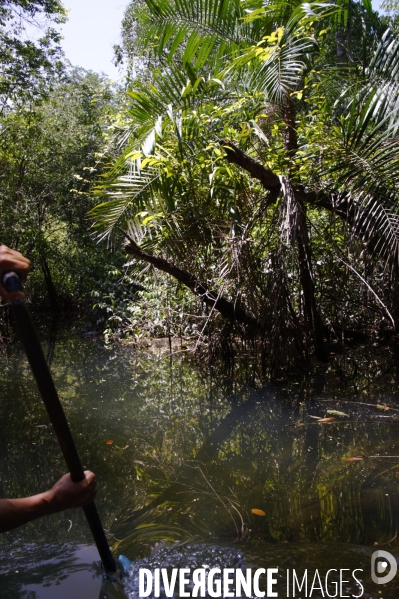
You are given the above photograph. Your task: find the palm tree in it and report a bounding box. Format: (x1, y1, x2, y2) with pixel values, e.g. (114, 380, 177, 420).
(90, 0, 397, 364)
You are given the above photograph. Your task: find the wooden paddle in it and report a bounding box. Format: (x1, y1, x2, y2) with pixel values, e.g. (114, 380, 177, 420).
(3, 272, 116, 573)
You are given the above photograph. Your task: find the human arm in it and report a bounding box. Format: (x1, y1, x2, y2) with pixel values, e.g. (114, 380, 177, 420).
(0, 470, 97, 533)
(0, 245, 30, 302)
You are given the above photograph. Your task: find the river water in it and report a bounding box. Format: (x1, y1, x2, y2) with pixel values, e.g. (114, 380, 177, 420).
(1, 326, 399, 597)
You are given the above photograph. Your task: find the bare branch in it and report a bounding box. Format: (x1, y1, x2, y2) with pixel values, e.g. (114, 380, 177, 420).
(120, 229, 260, 329)
(220, 139, 355, 224)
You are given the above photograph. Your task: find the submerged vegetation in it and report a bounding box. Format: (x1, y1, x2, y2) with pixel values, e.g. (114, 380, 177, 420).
(2, 0, 399, 378)
(2, 336, 399, 562)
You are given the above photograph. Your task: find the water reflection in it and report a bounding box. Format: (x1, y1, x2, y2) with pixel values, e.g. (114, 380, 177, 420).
(0, 544, 100, 599)
(1, 329, 399, 596)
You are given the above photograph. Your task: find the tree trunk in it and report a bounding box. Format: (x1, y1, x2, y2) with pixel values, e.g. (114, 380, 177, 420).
(283, 98, 327, 361)
(124, 235, 260, 329)
(40, 255, 60, 313)
(296, 201, 328, 360)
(221, 140, 355, 228)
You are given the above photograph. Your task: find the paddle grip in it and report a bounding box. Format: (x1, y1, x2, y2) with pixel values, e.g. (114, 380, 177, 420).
(2, 271, 22, 295)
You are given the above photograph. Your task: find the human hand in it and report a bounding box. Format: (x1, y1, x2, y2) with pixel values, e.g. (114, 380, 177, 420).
(0, 245, 30, 301)
(49, 471, 97, 512)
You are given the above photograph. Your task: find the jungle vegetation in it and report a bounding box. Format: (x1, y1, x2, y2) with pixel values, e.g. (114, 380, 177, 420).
(2, 0, 399, 374)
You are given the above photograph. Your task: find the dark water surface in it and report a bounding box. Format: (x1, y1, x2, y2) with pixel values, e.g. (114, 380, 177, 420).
(1, 328, 399, 597)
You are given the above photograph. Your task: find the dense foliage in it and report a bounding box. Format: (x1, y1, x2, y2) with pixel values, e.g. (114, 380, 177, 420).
(88, 0, 399, 372)
(0, 66, 127, 314)
(0, 1, 137, 329)
(2, 0, 399, 373)
(0, 0, 66, 107)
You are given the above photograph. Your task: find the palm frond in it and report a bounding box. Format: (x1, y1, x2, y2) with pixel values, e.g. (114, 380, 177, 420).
(353, 191, 399, 261)
(369, 29, 399, 80)
(223, 2, 340, 101)
(139, 0, 262, 69)
(249, 35, 315, 101)
(90, 162, 162, 240)
(335, 79, 399, 196)
(330, 33, 399, 262)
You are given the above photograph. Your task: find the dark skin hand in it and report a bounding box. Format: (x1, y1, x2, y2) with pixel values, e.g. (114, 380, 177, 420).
(0, 244, 30, 302)
(0, 245, 98, 533)
(0, 471, 98, 533)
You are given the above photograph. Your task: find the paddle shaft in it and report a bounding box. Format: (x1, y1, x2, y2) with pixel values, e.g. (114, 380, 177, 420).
(4, 275, 116, 572)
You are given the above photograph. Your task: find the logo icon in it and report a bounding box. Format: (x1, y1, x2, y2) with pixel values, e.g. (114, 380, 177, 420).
(371, 550, 397, 584)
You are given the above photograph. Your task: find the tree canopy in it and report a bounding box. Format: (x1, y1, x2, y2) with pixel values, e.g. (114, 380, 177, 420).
(0, 0, 66, 108)
(1, 0, 399, 373)
(86, 0, 399, 370)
